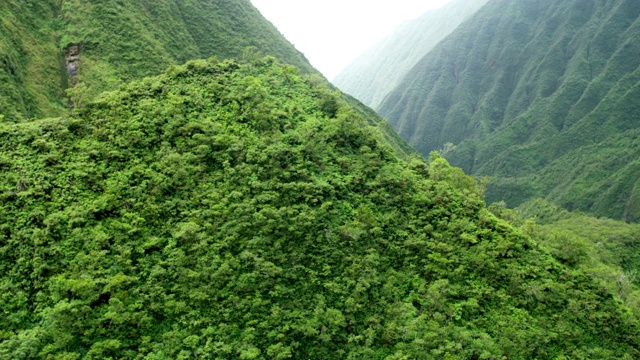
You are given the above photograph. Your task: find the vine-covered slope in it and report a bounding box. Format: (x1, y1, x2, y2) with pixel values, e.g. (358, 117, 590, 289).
(333, 0, 488, 109)
(379, 0, 640, 220)
(0, 58, 638, 359)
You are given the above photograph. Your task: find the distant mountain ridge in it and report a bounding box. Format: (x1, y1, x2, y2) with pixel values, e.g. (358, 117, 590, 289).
(378, 0, 640, 221)
(333, 0, 489, 109)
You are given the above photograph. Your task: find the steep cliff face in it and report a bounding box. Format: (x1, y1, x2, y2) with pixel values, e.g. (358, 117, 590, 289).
(379, 0, 640, 221)
(64, 44, 80, 81)
(333, 0, 489, 109)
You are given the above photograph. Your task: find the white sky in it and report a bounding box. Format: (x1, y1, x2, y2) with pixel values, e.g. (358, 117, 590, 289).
(250, 0, 454, 80)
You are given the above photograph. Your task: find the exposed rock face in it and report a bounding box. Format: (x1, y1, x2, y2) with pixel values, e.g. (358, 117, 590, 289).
(65, 44, 80, 84)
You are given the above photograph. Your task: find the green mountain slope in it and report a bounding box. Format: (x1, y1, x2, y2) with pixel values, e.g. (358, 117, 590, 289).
(333, 0, 489, 109)
(1, 57, 638, 359)
(493, 198, 640, 316)
(60, 0, 317, 105)
(0, 1, 68, 122)
(0, 0, 314, 122)
(379, 0, 640, 221)
(0, 0, 412, 158)
(517, 199, 640, 282)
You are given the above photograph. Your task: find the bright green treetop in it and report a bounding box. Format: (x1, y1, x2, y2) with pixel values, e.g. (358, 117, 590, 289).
(0, 58, 638, 359)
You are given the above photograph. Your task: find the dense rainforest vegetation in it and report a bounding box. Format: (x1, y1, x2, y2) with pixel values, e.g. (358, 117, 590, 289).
(376, 0, 640, 221)
(1, 0, 640, 358)
(0, 0, 68, 121)
(1, 56, 639, 359)
(0, 0, 411, 157)
(333, 0, 488, 109)
(495, 198, 640, 315)
(0, 0, 314, 123)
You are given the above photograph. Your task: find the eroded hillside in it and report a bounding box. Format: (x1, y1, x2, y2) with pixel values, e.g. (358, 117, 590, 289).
(379, 0, 640, 221)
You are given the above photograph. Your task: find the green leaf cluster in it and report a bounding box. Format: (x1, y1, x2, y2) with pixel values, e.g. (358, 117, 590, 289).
(0, 58, 638, 359)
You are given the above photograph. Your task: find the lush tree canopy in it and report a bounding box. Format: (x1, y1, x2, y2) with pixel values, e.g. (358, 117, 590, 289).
(0, 0, 314, 123)
(0, 58, 638, 359)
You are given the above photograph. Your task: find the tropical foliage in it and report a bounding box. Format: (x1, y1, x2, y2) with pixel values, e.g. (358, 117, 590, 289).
(1, 58, 638, 359)
(0, 0, 314, 123)
(494, 198, 640, 318)
(2, 1, 640, 358)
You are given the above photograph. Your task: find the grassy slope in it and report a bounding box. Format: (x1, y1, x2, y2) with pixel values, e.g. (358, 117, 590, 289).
(60, 0, 317, 104)
(0, 58, 638, 359)
(0, 0, 68, 122)
(379, 0, 640, 220)
(0, 0, 314, 122)
(333, 0, 489, 109)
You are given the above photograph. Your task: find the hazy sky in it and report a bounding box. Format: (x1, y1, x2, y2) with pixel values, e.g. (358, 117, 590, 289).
(250, 0, 454, 80)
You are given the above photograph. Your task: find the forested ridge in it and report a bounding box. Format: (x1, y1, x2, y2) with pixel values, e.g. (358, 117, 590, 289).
(0, 0, 314, 123)
(1, 57, 639, 359)
(1, 0, 640, 358)
(0, 0, 412, 159)
(378, 0, 640, 221)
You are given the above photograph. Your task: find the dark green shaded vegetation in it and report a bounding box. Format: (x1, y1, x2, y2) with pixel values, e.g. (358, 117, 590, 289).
(0, 58, 638, 359)
(379, 0, 640, 220)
